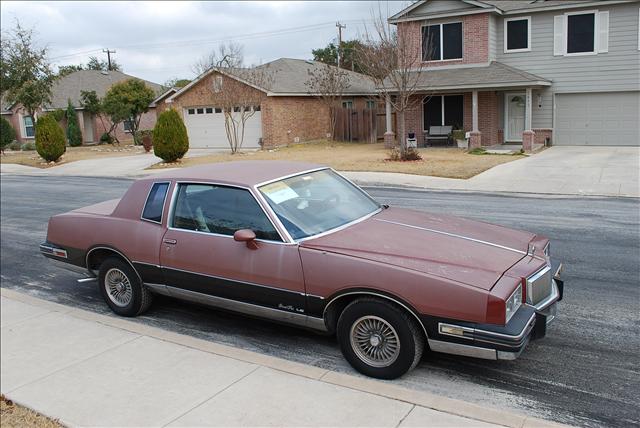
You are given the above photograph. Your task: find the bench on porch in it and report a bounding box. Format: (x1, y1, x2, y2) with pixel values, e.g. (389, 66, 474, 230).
(424, 126, 453, 147)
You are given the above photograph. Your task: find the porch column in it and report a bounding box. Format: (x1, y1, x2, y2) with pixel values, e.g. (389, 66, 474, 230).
(469, 90, 482, 149)
(523, 87, 535, 152)
(383, 94, 395, 148)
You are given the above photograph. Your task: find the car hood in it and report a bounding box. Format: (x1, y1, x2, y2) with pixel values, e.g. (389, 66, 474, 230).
(300, 207, 536, 290)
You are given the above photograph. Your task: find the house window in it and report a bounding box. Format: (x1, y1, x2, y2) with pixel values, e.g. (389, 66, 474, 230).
(233, 106, 241, 112)
(215, 107, 222, 113)
(23, 116, 35, 138)
(188, 108, 195, 115)
(196, 108, 204, 114)
(505, 17, 531, 52)
(422, 22, 462, 61)
(342, 100, 353, 109)
(567, 12, 595, 54)
(123, 119, 134, 132)
(423, 95, 463, 130)
(253, 105, 261, 112)
(366, 100, 376, 109)
(205, 107, 213, 114)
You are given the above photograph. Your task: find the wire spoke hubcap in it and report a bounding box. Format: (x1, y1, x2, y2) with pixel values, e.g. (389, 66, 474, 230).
(105, 268, 133, 308)
(350, 316, 400, 368)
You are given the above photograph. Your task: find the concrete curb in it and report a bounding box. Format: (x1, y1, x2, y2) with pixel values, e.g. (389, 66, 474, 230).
(1, 288, 569, 428)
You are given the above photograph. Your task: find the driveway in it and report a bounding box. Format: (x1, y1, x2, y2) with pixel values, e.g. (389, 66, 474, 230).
(346, 147, 640, 197)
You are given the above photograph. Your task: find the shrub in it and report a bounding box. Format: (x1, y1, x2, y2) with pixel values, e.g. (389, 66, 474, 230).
(452, 130, 466, 141)
(140, 129, 153, 152)
(7, 141, 22, 151)
(468, 147, 487, 155)
(1, 117, 16, 151)
(100, 132, 114, 145)
(50, 108, 66, 122)
(66, 100, 83, 147)
(21, 142, 36, 151)
(35, 114, 66, 162)
(388, 146, 422, 161)
(153, 109, 188, 162)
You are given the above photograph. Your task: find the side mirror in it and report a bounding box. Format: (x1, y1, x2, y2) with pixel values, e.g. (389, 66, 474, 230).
(234, 229, 258, 249)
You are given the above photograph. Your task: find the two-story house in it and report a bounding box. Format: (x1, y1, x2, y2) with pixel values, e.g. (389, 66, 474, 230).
(384, 0, 640, 150)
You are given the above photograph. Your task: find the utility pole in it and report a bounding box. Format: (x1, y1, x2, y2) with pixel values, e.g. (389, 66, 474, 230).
(336, 22, 346, 68)
(102, 48, 116, 70)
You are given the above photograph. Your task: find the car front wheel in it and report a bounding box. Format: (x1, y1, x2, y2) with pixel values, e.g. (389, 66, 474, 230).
(337, 297, 424, 379)
(98, 257, 152, 317)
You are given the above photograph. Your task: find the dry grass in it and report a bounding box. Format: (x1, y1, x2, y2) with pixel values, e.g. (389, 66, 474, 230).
(0, 140, 146, 169)
(150, 141, 524, 179)
(0, 395, 62, 428)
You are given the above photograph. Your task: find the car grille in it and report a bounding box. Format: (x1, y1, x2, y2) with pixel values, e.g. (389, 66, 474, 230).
(526, 266, 553, 307)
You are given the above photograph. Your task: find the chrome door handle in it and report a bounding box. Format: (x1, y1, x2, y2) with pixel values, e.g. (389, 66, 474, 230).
(163, 239, 177, 245)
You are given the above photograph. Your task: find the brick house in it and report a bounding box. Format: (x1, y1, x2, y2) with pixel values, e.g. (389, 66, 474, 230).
(163, 58, 377, 149)
(384, 0, 640, 150)
(1, 70, 162, 145)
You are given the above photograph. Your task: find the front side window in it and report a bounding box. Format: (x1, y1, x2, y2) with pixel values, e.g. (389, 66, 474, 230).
(506, 18, 530, 52)
(142, 182, 169, 223)
(567, 13, 595, 53)
(259, 169, 380, 240)
(342, 100, 353, 109)
(422, 22, 462, 61)
(23, 116, 35, 138)
(423, 95, 463, 130)
(172, 183, 281, 241)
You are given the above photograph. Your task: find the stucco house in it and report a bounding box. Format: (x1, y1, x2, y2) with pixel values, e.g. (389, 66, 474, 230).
(1, 70, 162, 144)
(382, 0, 640, 150)
(163, 58, 377, 149)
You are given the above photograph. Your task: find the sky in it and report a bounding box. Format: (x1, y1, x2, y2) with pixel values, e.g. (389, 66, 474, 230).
(0, 1, 408, 85)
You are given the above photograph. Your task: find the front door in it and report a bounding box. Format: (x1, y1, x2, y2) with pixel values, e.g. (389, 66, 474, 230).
(159, 183, 307, 317)
(83, 112, 94, 143)
(506, 93, 526, 142)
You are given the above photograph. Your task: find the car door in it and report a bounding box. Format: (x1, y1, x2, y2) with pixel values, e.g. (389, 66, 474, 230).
(159, 182, 307, 316)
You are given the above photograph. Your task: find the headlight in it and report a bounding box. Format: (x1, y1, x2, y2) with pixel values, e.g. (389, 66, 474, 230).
(505, 284, 522, 323)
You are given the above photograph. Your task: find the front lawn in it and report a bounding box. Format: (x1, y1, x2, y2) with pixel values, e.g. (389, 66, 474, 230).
(150, 141, 524, 179)
(0, 141, 145, 168)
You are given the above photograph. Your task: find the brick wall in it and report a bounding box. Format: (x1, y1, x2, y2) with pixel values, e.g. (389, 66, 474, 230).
(533, 128, 553, 146)
(93, 110, 157, 143)
(397, 13, 490, 67)
(262, 97, 331, 147)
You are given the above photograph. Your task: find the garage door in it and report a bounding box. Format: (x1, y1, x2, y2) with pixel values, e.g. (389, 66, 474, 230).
(555, 92, 639, 146)
(184, 106, 262, 149)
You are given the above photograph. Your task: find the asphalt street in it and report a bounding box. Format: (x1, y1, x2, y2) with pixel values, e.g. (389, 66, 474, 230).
(1, 175, 639, 427)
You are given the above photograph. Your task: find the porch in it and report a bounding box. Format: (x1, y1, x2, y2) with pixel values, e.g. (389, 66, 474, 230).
(382, 62, 552, 152)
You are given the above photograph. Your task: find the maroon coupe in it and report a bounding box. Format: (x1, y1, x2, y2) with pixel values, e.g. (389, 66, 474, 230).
(41, 161, 563, 379)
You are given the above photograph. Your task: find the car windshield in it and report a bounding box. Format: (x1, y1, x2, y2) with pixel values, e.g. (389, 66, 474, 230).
(258, 169, 381, 240)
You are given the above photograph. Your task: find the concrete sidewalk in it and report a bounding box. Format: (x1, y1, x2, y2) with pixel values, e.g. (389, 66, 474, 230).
(0, 288, 565, 428)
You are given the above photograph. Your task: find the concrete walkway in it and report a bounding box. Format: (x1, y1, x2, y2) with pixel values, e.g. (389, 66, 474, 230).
(0, 288, 565, 428)
(2, 146, 637, 197)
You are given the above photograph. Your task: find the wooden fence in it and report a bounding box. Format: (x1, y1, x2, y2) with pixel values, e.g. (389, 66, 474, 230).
(333, 108, 377, 143)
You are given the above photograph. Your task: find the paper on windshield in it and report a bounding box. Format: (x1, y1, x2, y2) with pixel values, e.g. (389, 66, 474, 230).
(261, 181, 299, 204)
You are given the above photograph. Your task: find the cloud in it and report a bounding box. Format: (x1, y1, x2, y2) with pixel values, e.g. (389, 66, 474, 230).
(1, 1, 406, 84)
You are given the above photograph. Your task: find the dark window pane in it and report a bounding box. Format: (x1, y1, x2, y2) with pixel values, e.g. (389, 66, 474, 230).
(423, 96, 442, 130)
(422, 25, 440, 60)
(196, 108, 204, 114)
(442, 23, 462, 59)
(507, 19, 528, 50)
(215, 108, 222, 113)
(142, 182, 169, 223)
(205, 107, 213, 113)
(188, 109, 195, 115)
(172, 184, 281, 241)
(444, 95, 464, 129)
(567, 13, 595, 53)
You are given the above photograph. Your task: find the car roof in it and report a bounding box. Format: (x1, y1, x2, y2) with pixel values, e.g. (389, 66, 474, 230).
(150, 160, 325, 187)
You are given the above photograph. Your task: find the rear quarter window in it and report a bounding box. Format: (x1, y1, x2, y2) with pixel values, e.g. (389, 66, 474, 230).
(142, 182, 170, 223)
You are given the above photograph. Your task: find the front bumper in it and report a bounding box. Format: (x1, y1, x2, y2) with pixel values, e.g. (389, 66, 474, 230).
(426, 264, 564, 361)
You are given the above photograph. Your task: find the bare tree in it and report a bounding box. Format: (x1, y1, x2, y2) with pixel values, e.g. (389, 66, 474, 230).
(304, 63, 351, 141)
(214, 66, 273, 153)
(355, 9, 430, 160)
(192, 42, 244, 75)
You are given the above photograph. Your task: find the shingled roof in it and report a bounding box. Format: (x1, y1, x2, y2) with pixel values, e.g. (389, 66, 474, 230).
(44, 70, 162, 110)
(382, 61, 551, 91)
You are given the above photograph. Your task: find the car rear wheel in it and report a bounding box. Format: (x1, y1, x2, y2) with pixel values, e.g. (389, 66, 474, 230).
(98, 257, 152, 317)
(337, 297, 424, 379)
